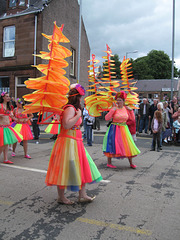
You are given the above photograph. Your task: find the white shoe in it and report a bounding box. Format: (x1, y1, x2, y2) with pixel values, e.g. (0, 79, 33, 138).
(164, 139, 168, 143)
(36, 141, 39, 144)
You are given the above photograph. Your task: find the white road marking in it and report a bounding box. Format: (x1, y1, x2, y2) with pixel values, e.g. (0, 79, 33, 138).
(100, 179, 111, 183)
(0, 164, 111, 182)
(0, 163, 47, 173)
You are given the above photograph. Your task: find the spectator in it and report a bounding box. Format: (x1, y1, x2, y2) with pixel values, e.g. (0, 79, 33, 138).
(157, 102, 168, 147)
(10, 97, 16, 110)
(163, 101, 173, 129)
(173, 116, 180, 143)
(138, 98, 150, 134)
(167, 100, 173, 127)
(126, 107, 137, 141)
(32, 112, 40, 143)
(82, 105, 88, 139)
(150, 110, 162, 152)
(95, 116, 101, 130)
(86, 113, 95, 146)
(149, 99, 158, 133)
(172, 107, 180, 122)
(162, 102, 172, 143)
(171, 96, 179, 113)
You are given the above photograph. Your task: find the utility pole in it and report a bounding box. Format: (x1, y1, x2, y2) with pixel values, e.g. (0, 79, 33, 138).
(77, 0, 82, 83)
(171, 0, 175, 99)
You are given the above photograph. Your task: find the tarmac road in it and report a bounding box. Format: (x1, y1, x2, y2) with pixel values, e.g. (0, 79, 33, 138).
(0, 133, 180, 240)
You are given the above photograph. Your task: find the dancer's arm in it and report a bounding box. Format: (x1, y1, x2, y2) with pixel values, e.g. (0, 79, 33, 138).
(62, 107, 81, 129)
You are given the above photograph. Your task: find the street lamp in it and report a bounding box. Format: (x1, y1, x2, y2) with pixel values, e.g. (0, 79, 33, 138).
(171, 0, 175, 100)
(77, 0, 82, 83)
(126, 50, 138, 59)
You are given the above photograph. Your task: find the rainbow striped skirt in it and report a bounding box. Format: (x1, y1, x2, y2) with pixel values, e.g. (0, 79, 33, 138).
(103, 122, 140, 158)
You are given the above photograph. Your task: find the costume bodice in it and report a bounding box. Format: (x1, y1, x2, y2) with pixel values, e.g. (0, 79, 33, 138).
(0, 104, 11, 116)
(63, 104, 82, 128)
(15, 108, 27, 119)
(113, 107, 128, 123)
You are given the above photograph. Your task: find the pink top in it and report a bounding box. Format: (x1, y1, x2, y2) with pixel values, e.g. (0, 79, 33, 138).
(105, 107, 128, 123)
(0, 104, 11, 116)
(153, 119, 159, 131)
(15, 108, 28, 119)
(63, 104, 82, 127)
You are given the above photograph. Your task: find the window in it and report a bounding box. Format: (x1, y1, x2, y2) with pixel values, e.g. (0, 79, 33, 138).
(3, 26, 15, 57)
(19, 0, 25, 6)
(154, 94, 159, 98)
(9, 0, 26, 7)
(9, 0, 17, 8)
(0, 77, 10, 93)
(16, 76, 28, 86)
(70, 48, 76, 77)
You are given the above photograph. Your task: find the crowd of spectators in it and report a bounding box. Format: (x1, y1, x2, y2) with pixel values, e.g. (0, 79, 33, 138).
(136, 96, 180, 144)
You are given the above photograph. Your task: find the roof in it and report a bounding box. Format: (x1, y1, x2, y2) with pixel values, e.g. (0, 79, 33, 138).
(135, 79, 179, 92)
(0, 0, 51, 20)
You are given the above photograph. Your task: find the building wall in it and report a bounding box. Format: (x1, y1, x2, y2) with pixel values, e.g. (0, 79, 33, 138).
(41, 0, 90, 90)
(0, 14, 35, 67)
(0, 13, 43, 97)
(0, 0, 90, 98)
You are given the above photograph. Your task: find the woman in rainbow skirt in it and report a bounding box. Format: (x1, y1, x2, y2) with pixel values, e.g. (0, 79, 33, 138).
(45, 84, 102, 205)
(0, 92, 22, 164)
(11, 98, 33, 159)
(103, 91, 140, 169)
(44, 113, 61, 139)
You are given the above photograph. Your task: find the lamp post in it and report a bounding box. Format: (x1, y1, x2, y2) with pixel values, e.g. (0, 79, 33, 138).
(77, 0, 82, 83)
(171, 0, 175, 100)
(126, 50, 138, 59)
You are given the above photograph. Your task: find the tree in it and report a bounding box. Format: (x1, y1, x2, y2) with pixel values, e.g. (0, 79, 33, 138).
(131, 57, 153, 80)
(177, 69, 180, 78)
(110, 54, 122, 79)
(131, 50, 178, 80)
(147, 50, 172, 79)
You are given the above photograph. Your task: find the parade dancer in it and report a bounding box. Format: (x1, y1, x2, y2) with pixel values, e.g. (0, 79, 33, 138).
(45, 84, 102, 204)
(103, 91, 141, 169)
(11, 98, 33, 159)
(0, 92, 22, 164)
(44, 113, 61, 140)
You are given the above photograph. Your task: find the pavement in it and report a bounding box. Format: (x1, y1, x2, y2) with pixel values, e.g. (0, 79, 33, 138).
(0, 120, 180, 239)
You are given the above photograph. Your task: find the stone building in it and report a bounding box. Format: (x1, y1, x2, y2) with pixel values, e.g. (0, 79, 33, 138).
(135, 79, 179, 101)
(0, 0, 90, 98)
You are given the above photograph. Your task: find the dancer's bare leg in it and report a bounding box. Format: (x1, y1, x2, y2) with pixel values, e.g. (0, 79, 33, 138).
(3, 145, 9, 161)
(107, 157, 116, 168)
(107, 157, 112, 165)
(79, 184, 95, 202)
(0, 146, 4, 157)
(128, 157, 136, 168)
(23, 140, 28, 156)
(12, 142, 17, 153)
(57, 186, 74, 204)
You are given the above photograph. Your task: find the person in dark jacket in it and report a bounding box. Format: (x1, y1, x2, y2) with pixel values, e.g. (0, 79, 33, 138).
(138, 98, 150, 133)
(149, 99, 158, 133)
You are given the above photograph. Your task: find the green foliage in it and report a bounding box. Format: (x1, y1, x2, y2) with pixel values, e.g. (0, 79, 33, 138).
(177, 69, 180, 78)
(101, 54, 122, 79)
(132, 50, 178, 79)
(100, 50, 179, 80)
(110, 54, 122, 79)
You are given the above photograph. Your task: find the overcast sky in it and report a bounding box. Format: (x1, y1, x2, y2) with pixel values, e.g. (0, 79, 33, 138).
(81, 0, 180, 70)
